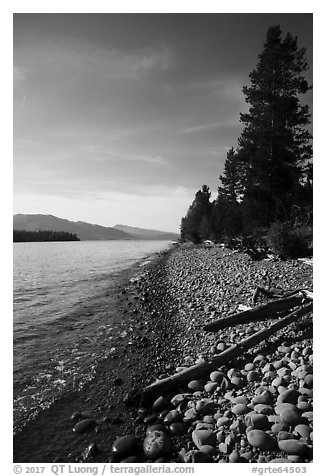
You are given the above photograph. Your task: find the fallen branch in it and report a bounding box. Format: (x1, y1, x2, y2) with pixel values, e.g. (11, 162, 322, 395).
(252, 286, 307, 304)
(203, 291, 312, 332)
(142, 303, 313, 402)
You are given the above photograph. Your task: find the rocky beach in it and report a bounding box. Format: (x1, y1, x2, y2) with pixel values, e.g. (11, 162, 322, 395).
(13, 243, 313, 464)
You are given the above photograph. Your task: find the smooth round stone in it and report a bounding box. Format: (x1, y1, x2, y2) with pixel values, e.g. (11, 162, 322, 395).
(291, 351, 300, 361)
(209, 371, 225, 384)
(278, 386, 289, 395)
(224, 391, 235, 401)
(278, 345, 291, 354)
(299, 387, 313, 397)
(184, 408, 197, 422)
(277, 389, 300, 404)
(219, 442, 232, 454)
(252, 391, 273, 406)
(297, 397, 310, 409)
(263, 374, 277, 384)
(247, 370, 260, 382)
(203, 415, 216, 424)
(278, 439, 308, 456)
(301, 411, 313, 421)
(196, 357, 206, 365)
(254, 404, 274, 415)
(244, 363, 255, 371)
(169, 422, 187, 435)
(253, 354, 265, 364)
(232, 395, 250, 405)
(298, 395, 309, 403)
(192, 429, 216, 450)
(273, 359, 286, 370)
(247, 430, 277, 450)
(255, 385, 268, 395)
(195, 422, 215, 431)
(228, 450, 242, 463)
(231, 376, 245, 389)
(297, 370, 308, 380)
(216, 416, 232, 428)
(294, 424, 311, 440)
(271, 376, 285, 387)
(227, 368, 238, 379)
(153, 396, 170, 412)
(271, 422, 289, 434)
(199, 445, 216, 455)
(277, 431, 295, 441)
(275, 403, 297, 415)
(170, 393, 191, 406)
(163, 410, 182, 425)
(204, 381, 218, 393)
(146, 424, 166, 434)
(217, 342, 226, 351)
(245, 413, 269, 430)
(143, 431, 171, 459)
(73, 419, 96, 434)
(277, 367, 291, 377)
(232, 403, 250, 415)
(112, 435, 138, 458)
(188, 380, 204, 392)
(304, 374, 313, 388)
(280, 409, 302, 426)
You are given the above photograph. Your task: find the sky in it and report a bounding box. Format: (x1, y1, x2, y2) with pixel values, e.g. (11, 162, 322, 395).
(13, 13, 313, 232)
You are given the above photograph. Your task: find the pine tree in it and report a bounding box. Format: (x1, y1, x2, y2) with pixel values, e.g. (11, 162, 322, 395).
(238, 25, 312, 228)
(218, 147, 244, 203)
(211, 148, 243, 240)
(180, 185, 212, 243)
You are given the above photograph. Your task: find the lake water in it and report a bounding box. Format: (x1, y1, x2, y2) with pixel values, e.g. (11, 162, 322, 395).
(13, 240, 171, 432)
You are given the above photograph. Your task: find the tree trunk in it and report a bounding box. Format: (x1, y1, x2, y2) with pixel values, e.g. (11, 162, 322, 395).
(142, 303, 312, 402)
(203, 292, 312, 332)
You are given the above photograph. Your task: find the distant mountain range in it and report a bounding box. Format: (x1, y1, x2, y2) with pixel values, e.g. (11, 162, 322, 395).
(13, 214, 179, 241)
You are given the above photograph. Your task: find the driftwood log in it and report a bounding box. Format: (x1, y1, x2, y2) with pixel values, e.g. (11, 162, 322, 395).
(142, 302, 312, 402)
(203, 291, 313, 332)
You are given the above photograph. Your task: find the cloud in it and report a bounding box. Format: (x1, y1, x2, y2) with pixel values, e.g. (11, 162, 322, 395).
(14, 38, 172, 84)
(106, 151, 167, 165)
(179, 122, 222, 134)
(185, 77, 246, 104)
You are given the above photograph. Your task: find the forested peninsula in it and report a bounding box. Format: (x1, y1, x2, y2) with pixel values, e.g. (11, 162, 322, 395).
(13, 230, 80, 242)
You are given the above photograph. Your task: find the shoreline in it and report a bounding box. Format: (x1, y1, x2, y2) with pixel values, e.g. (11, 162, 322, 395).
(13, 244, 313, 463)
(13, 245, 181, 462)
